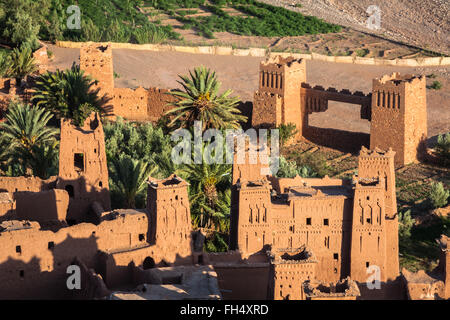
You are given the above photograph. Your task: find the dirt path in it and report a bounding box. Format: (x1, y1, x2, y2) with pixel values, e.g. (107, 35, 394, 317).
(48, 45, 450, 140)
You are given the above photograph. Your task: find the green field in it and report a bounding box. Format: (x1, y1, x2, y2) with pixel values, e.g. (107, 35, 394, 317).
(144, 0, 341, 39)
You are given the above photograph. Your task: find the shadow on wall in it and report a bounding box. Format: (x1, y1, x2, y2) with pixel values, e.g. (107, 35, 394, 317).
(205, 249, 270, 300)
(304, 126, 370, 153)
(56, 176, 111, 224)
(0, 234, 100, 299)
(237, 101, 253, 130)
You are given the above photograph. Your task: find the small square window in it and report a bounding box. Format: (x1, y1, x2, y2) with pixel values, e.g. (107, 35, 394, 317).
(16, 246, 21, 254)
(306, 218, 312, 225)
(333, 253, 339, 260)
(366, 261, 370, 268)
(48, 242, 55, 250)
(324, 219, 329, 226)
(139, 234, 145, 241)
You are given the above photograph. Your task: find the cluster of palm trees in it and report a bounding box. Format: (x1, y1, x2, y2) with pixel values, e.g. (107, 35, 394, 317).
(0, 59, 247, 246)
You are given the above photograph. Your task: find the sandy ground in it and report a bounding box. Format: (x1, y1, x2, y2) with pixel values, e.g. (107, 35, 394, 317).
(48, 45, 449, 140)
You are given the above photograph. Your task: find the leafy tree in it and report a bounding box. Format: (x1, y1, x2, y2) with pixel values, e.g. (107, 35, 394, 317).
(32, 64, 109, 126)
(398, 209, 414, 239)
(7, 47, 37, 83)
(109, 154, 157, 209)
(165, 66, 247, 130)
(103, 117, 174, 176)
(429, 182, 449, 209)
(0, 101, 58, 178)
(3, 11, 40, 50)
(435, 133, 450, 166)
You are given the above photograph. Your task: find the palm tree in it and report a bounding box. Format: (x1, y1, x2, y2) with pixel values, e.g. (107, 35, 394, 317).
(32, 63, 110, 126)
(165, 66, 247, 130)
(179, 159, 231, 231)
(109, 155, 157, 209)
(7, 47, 37, 84)
(0, 101, 58, 177)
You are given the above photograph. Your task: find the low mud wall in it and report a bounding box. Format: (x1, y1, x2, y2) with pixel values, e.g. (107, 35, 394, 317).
(56, 41, 450, 66)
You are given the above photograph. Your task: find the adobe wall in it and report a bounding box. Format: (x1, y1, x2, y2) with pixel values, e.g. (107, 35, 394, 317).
(32, 46, 49, 74)
(268, 248, 317, 300)
(147, 87, 176, 122)
(0, 176, 57, 195)
(15, 189, 69, 222)
(211, 263, 270, 300)
(113, 87, 149, 121)
(0, 211, 148, 299)
(251, 91, 282, 128)
(0, 193, 14, 219)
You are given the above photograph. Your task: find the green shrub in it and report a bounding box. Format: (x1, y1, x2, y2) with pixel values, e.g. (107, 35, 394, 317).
(435, 133, 450, 166)
(3, 11, 40, 50)
(103, 19, 131, 43)
(278, 123, 298, 146)
(399, 209, 414, 239)
(7, 47, 37, 82)
(205, 232, 228, 252)
(133, 24, 169, 44)
(276, 156, 318, 178)
(82, 18, 103, 42)
(429, 182, 449, 209)
(0, 51, 11, 77)
(427, 80, 442, 90)
(355, 48, 369, 57)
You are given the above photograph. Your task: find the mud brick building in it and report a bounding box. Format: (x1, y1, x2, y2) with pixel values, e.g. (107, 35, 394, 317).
(230, 146, 400, 294)
(251, 56, 427, 166)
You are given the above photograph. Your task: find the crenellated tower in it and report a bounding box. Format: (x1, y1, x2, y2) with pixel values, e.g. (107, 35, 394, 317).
(147, 174, 192, 257)
(56, 113, 111, 222)
(80, 43, 114, 105)
(350, 176, 388, 282)
(370, 73, 427, 166)
(252, 56, 306, 137)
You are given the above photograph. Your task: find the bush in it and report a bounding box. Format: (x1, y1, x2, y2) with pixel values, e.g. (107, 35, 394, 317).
(103, 19, 131, 43)
(205, 232, 228, 252)
(398, 209, 414, 239)
(429, 182, 449, 209)
(427, 80, 442, 90)
(278, 123, 298, 146)
(133, 25, 169, 44)
(435, 133, 450, 166)
(0, 51, 11, 77)
(82, 18, 103, 42)
(7, 47, 37, 82)
(276, 156, 318, 178)
(3, 11, 40, 50)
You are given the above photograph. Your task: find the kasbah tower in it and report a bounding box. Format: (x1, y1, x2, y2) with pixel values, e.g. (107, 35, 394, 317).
(370, 73, 427, 166)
